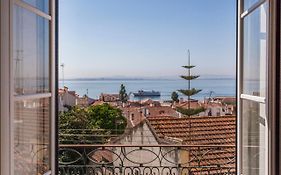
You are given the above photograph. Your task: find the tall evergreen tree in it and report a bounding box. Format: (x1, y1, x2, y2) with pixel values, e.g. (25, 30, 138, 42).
(176, 50, 205, 117)
(119, 84, 128, 103)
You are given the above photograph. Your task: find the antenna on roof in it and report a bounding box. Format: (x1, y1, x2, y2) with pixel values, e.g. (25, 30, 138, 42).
(15, 50, 23, 93)
(60, 63, 65, 87)
(208, 91, 214, 104)
(187, 49, 191, 109)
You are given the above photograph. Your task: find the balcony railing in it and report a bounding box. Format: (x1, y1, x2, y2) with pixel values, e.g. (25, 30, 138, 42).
(58, 144, 236, 175)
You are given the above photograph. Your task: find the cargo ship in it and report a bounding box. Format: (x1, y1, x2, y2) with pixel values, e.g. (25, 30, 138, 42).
(133, 90, 161, 97)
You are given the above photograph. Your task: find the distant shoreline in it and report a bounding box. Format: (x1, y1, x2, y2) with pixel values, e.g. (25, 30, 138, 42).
(60, 77, 236, 81)
(58, 77, 236, 100)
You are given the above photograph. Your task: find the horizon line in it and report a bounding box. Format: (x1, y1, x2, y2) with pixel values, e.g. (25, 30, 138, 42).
(59, 75, 236, 81)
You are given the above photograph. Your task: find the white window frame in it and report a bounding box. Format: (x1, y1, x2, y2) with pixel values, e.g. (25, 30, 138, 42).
(1, 0, 12, 174)
(237, 0, 278, 174)
(0, 0, 56, 174)
(238, 0, 269, 174)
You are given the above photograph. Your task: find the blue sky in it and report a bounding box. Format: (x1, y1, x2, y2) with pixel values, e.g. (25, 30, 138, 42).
(59, 0, 236, 79)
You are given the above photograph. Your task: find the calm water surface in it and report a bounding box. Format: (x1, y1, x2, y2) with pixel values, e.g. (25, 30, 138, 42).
(60, 78, 236, 101)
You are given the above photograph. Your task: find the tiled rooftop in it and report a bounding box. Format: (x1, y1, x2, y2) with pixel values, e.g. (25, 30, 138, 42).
(147, 115, 236, 145)
(146, 115, 236, 174)
(175, 101, 204, 109)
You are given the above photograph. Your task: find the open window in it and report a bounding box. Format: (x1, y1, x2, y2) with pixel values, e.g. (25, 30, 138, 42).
(1, 0, 56, 174)
(237, 0, 280, 174)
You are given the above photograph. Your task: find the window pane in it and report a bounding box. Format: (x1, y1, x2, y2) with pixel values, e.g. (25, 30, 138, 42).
(243, 3, 267, 97)
(14, 98, 50, 175)
(242, 99, 267, 175)
(22, 0, 49, 14)
(244, 0, 260, 11)
(13, 5, 49, 95)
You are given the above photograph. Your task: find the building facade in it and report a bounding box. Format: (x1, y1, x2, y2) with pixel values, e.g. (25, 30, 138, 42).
(58, 87, 78, 111)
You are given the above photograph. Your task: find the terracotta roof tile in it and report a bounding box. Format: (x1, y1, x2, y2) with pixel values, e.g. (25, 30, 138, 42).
(147, 115, 236, 174)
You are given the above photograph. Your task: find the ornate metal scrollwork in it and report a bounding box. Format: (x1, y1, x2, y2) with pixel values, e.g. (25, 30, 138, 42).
(58, 145, 236, 175)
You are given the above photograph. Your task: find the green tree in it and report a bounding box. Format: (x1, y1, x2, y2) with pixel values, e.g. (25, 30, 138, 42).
(119, 84, 128, 103)
(171, 91, 179, 102)
(87, 103, 127, 134)
(59, 104, 127, 144)
(176, 50, 205, 117)
(59, 104, 127, 165)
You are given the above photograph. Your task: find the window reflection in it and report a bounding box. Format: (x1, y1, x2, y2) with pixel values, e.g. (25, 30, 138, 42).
(14, 98, 50, 175)
(22, 0, 49, 14)
(13, 5, 49, 95)
(243, 3, 267, 97)
(244, 0, 260, 11)
(242, 99, 267, 175)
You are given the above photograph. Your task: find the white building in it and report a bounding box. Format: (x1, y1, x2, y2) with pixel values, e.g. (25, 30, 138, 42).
(58, 86, 78, 111)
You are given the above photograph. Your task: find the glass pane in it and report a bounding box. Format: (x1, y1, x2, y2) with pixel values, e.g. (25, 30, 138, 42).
(14, 98, 50, 175)
(244, 0, 260, 11)
(243, 3, 268, 97)
(13, 5, 50, 95)
(22, 0, 49, 14)
(242, 99, 267, 175)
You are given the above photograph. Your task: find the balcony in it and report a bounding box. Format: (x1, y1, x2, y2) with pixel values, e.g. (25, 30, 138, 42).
(58, 144, 236, 175)
(57, 113, 236, 175)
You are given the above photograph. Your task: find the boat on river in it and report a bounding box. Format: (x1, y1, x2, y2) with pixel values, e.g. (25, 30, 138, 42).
(133, 90, 161, 97)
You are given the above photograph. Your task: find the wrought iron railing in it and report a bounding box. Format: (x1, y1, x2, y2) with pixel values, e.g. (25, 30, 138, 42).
(58, 144, 236, 175)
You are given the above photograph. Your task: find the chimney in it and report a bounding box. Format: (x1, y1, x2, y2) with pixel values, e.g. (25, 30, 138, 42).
(179, 98, 184, 104)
